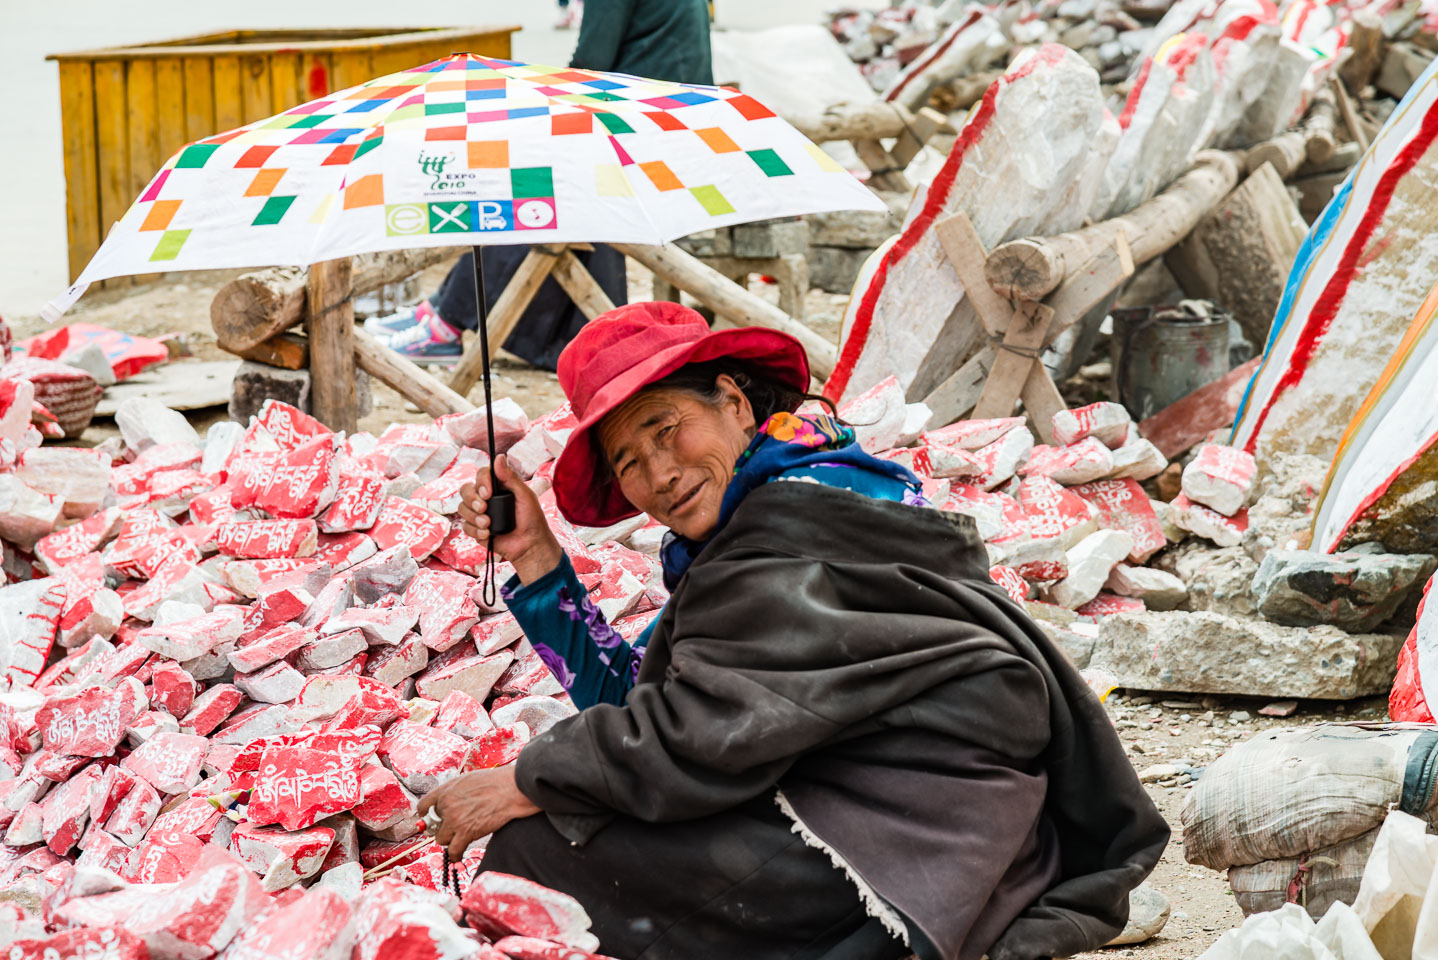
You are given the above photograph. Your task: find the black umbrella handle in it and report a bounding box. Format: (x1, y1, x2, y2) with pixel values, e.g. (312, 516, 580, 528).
(471, 247, 516, 608)
(487, 490, 516, 536)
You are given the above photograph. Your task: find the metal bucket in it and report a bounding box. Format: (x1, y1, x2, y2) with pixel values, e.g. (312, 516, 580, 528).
(1112, 307, 1231, 421)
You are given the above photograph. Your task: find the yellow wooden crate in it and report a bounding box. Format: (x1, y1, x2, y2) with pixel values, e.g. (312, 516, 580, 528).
(48, 26, 520, 283)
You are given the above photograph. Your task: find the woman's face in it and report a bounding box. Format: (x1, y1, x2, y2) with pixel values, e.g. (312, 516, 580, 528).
(598, 375, 756, 541)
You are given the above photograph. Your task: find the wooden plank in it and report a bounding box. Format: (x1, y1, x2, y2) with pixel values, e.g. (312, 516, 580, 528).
(1020, 363, 1067, 445)
(154, 59, 187, 164)
(1331, 76, 1370, 153)
(331, 51, 375, 93)
(889, 106, 947, 169)
(46, 26, 522, 60)
(93, 60, 130, 253)
(849, 138, 910, 193)
(95, 360, 239, 416)
(972, 300, 1056, 420)
(306, 258, 358, 433)
(934, 212, 1009, 336)
(355, 329, 474, 418)
(449, 247, 562, 396)
(550, 250, 617, 320)
(370, 48, 417, 78)
(182, 57, 215, 143)
(212, 56, 243, 133)
(124, 59, 162, 286)
(614, 242, 838, 379)
(268, 53, 303, 113)
(923, 347, 995, 427)
(57, 61, 100, 283)
(125, 59, 159, 203)
(240, 54, 273, 124)
(227, 332, 309, 370)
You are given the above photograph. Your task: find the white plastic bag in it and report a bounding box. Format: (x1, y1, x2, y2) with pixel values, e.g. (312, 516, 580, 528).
(1202, 902, 1380, 959)
(1201, 811, 1438, 959)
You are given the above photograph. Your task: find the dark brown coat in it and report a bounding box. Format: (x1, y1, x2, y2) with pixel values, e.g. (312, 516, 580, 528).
(516, 482, 1168, 960)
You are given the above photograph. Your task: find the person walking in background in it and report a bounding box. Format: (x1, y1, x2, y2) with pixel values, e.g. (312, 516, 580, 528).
(555, 0, 582, 30)
(571, 0, 712, 85)
(367, 0, 714, 366)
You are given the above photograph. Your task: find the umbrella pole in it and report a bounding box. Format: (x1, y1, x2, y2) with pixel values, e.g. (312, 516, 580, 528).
(471, 246, 516, 607)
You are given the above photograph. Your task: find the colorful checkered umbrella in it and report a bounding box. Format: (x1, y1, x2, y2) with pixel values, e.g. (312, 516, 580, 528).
(46, 51, 884, 318)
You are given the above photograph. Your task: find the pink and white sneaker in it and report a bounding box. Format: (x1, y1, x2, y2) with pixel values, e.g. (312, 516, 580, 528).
(377, 310, 463, 364)
(364, 299, 436, 337)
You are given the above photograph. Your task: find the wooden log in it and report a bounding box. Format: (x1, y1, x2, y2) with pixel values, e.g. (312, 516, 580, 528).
(550, 249, 617, 320)
(983, 150, 1241, 301)
(1299, 139, 1361, 176)
(1303, 88, 1339, 166)
(1164, 161, 1307, 348)
(354, 328, 473, 419)
(933, 71, 1001, 112)
(1245, 130, 1308, 179)
(1339, 7, 1385, 92)
(614, 242, 838, 378)
(232, 332, 308, 370)
(210, 246, 461, 352)
(789, 100, 919, 144)
(306, 258, 358, 434)
(448, 245, 561, 397)
(1042, 235, 1135, 343)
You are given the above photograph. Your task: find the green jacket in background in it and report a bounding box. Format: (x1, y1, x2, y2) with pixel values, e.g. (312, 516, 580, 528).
(571, 0, 713, 86)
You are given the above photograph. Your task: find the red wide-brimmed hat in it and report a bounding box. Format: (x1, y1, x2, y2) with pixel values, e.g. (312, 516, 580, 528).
(551, 301, 809, 528)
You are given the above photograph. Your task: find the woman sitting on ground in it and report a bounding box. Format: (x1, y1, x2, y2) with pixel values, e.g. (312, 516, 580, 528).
(418, 301, 1167, 960)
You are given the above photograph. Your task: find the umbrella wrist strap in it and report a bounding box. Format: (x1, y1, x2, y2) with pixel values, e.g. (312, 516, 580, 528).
(471, 246, 502, 609)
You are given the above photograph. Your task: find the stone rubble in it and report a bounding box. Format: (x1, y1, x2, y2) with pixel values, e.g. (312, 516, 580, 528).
(0, 397, 654, 957)
(3, 354, 1435, 953)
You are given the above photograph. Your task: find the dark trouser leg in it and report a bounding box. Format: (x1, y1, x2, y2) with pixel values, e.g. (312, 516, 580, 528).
(479, 795, 909, 960)
(427, 245, 628, 372)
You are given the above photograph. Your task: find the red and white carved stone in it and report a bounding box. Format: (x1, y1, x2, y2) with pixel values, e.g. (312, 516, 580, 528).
(364, 633, 429, 687)
(213, 519, 318, 560)
(247, 743, 365, 830)
(251, 434, 340, 520)
(1052, 401, 1132, 448)
(378, 721, 469, 795)
(1022, 438, 1115, 486)
(352, 763, 418, 833)
(121, 732, 208, 794)
(36, 685, 143, 757)
(1180, 443, 1258, 517)
(370, 498, 449, 562)
(1070, 479, 1168, 564)
(33, 506, 124, 573)
(179, 683, 243, 736)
